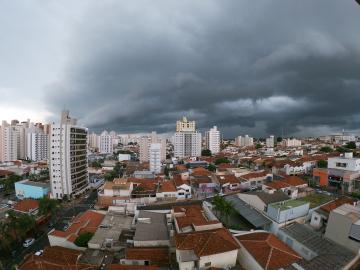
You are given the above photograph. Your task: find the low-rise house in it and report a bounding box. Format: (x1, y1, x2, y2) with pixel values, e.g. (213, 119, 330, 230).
(48, 210, 105, 250)
(88, 212, 133, 251)
(266, 199, 310, 224)
(239, 171, 272, 190)
(236, 232, 302, 270)
(133, 211, 170, 247)
(238, 190, 290, 212)
(310, 196, 357, 229)
(15, 179, 50, 199)
(262, 176, 308, 199)
(120, 247, 170, 269)
(98, 179, 133, 207)
(325, 203, 360, 253)
(175, 228, 240, 270)
(277, 222, 357, 270)
(215, 174, 241, 191)
(173, 204, 222, 233)
(156, 180, 178, 201)
(18, 246, 97, 270)
(12, 199, 39, 215)
(173, 175, 192, 199)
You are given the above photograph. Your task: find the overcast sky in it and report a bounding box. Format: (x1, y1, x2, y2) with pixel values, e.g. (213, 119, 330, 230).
(1, 0, 360, 137)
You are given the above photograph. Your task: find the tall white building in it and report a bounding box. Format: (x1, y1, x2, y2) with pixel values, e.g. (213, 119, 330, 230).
(15, 122, 28, 160)
(100, 131, 113, 154)
(176, 116, 196, 132)
(26, 125, 49, 162)
(0, 121, 18, 162)
(266, 135, 275, 148)
(174, 117, 201, 158)
(88, 132, 100, 150)
(235, 135, 254, 147)
(50, 110, 89, 199)
(282, 138, 302, 147)
(205, 126, 221, 154)
(149, 143, 162, 173)
(140, 132, 166, 163)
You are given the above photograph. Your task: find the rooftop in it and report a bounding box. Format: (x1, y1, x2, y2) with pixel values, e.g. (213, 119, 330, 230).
(175, 228, 239, 259)
(281, 222, 355, 270)
(320, 196, 357, 214)
(247, 190, 290, 205)
(134, 211, 169, 242)
(270, 199, 309, 211)
(125, 247, 169, 267)
(236, 232, 301, 270)
(301, 193, 334, 209)
(19, 246, 96, 270)
(13, 199, 39, 213)
(17, 179, 50, 188)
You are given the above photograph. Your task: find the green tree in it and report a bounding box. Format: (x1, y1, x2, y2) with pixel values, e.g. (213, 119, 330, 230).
(320, 146, 333, 153)
(277, 137, 283, 142)
(317, 160, 328, 168)
(1, 175, 22, 195)
(39, 197, 59, 216)
(346, 141, 357, 149)
(255, 143, 262, 149)
(74, 232, 94, 247)
(208, 163, 216, 172)
(336, 147, 347, 153)
(215, 157, 230, 165)
(201, 149, 212, 156)
(212, 195, 234, 225)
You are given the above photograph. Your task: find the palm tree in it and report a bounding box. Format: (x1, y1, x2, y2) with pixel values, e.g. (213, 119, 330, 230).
(212, 195, 234, 226)
(39, 197, 59, 216)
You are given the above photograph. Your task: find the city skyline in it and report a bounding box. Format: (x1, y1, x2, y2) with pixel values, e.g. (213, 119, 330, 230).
(1, 1, 360, 137)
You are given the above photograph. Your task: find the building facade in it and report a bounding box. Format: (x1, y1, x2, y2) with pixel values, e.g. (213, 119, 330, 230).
(50, 110, 89, 199)
(205, 126, 220, 154)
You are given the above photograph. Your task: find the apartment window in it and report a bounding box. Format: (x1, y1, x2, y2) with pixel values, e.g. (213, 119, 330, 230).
(204, 262, 211, 267)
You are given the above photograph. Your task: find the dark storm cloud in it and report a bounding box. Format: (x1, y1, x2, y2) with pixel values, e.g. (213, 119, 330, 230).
(46, 0, 360, 137)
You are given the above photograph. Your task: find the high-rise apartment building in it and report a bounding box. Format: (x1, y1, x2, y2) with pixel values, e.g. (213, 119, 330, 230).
(205, 126, 221, 154)
(139, 131, 167, 163)
(176, 116, 196, 132)
(282, 138, 302, 147)
(149, 143, 161, 173)
(26, 124, 49, 162)
(88, 132, 100, 150)
(174, 117, 201, 158)
(15, 122, 28, 160)
(266, 135, 275, 148)
(50, 110, 89, 199)
(0, 121, 18, 162)
(100, 130, 113, 154)
(235, 135, 254, 147)
(139, 136, 151, 163)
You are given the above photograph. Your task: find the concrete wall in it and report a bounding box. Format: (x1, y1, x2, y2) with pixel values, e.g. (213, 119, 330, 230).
(199, 250, 238, 269)
(15, 182, 49, 199)
(48, 234, 85, 251)
(237, 193, 266, 211)
(267, 203, 310, 223)
(237, 244, 263, 270)
(133, 239, 170, 247)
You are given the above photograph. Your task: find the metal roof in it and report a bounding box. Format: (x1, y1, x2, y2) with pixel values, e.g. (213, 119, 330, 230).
(224, 194, 271, 228)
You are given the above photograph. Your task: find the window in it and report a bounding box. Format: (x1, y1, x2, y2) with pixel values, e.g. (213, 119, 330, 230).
(205, 262, 211, 267)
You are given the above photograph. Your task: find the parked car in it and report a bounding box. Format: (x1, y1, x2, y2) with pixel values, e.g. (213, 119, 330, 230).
(35, 250, 43, 256)
(23, 238, 35, 248)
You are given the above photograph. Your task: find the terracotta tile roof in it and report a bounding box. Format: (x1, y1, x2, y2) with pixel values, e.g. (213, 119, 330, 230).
(126, 247, 169, 267)
(263, 181, 290, 190)
(127, 177, 158, 185)
(0, 169, 14, 177)
(173, 175, 190, 187)
(217, 174, 239, 185)
(49, 210, 105, 242)
(175, 228, 239, 256)
(173, 204, 221, 230)
(237, 232, 301, 270)
(13, 199, 39, 213)
(191, 167, 211, 177)
(240, 171, 268, 180)
(158, 181, 177, 193)
(19, 246, 96, 270)
(108, 265, 157, 270)
(282, 176, 307, 186)
(320, 196, 357, 213)
(175, 165, 188, 172)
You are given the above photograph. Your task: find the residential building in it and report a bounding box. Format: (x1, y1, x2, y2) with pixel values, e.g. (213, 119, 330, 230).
(15, 179, 50, 199)
(12, 199, 39, 215)
(26, 125, 49, 161)
(278, 222, 357, 270)
(133, 211, 170, 247)
(174, 132, 202, 158)
(236, 232, 302, 270)
(139, 136, 151, 163)
(120, 247, 170, 269)
(238, 190, 290, 212)
(0, 120, 18, 162)
(266, 135, 275, 148)
(282, 138, 302, 147)
(175, 228, 239, 270)
(88, 132, 100, 150)
(149, 143, 161, 173)
(100, 130, 113, 154)
(15, 122, 28, 160)
(48, 210, 105, 250)
(50, 110, 89, 199)
(266, 199, 310, 223)
(205, 126, 220, 154)
(325, 203, 360, 253)
(176, 116, 196, 132)
(235, 135, 254, 147)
